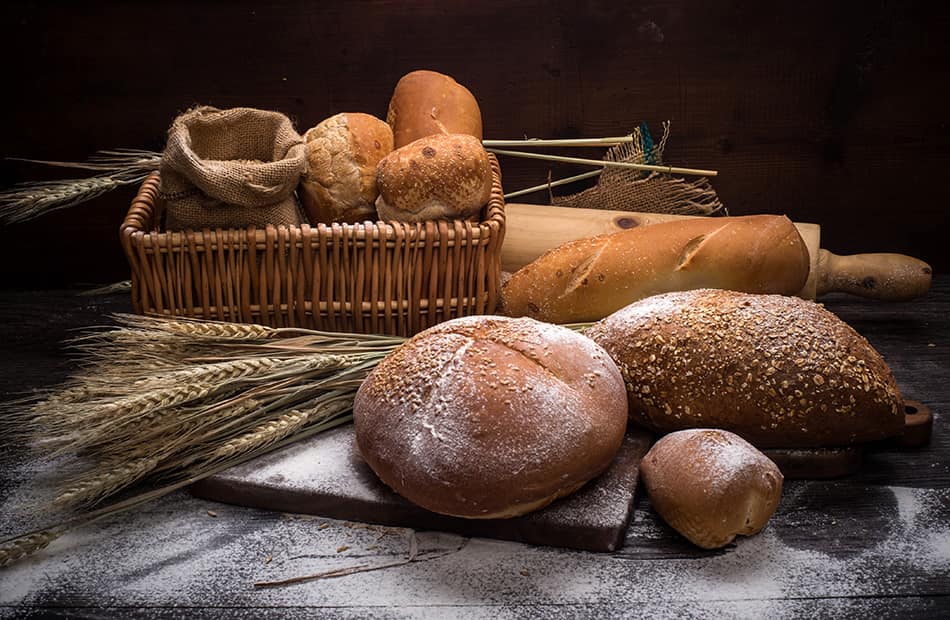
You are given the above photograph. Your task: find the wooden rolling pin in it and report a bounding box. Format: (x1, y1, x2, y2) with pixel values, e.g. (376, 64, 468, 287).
(502, 203, 932, 301)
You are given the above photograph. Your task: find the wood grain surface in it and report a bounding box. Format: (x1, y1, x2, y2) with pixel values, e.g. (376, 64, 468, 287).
(0, 1, 948, 290)
(0, 279, 947, 617)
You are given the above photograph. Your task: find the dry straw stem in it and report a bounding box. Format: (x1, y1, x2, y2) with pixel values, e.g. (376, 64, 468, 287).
(487, 148, 719, 177)
(483, 136, 634, 147)
(504, 169, 603, 199)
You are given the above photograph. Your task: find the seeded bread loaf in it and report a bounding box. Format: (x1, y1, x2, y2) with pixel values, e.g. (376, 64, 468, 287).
(585, 289, 905, 448)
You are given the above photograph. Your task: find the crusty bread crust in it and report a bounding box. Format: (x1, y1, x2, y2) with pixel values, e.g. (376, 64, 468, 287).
(353, 315, 628, 519)
(585, 289, 905, 448)
(300, 112, 393, 224)
(375, 133, 492, 222)
(501, 215, 811, 323)
(386, 69, 482, 148)
(640, 429, 783, 549)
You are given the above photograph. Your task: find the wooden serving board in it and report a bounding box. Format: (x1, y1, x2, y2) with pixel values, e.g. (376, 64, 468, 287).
(762, 400, 933, 478)
(191, 404, 931, 550)
(191, 427, 654, 553)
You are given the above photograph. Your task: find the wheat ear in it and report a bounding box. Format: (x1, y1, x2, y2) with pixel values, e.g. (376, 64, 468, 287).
(0, 530, 63, 567)
(54, 456, 161, 509)
(208, 397, 351, 463)
(113, 313, 279, 340)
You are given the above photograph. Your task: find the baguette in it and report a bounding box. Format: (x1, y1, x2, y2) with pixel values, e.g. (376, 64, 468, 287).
(500, 214, 810, 323)
(585, 289, 905, 448)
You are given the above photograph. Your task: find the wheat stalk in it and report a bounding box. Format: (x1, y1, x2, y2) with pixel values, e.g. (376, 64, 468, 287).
(208, 396, 351, 464)
(0, 176, 124, 224)
(65, 355, 351, 424)
(1, 149, 162, 225)
(0, 314, 408, 568)
(112, 313, 279, 340)
(55, 456, 162, 509)
(0, 530, 63, 568)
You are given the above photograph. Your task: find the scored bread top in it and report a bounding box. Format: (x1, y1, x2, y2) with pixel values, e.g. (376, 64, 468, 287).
(501, 215, 810, 323)
(354, 315, 628, 519)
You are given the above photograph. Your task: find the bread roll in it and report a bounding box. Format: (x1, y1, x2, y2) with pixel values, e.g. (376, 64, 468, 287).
(640, 429, 783, 549)
(353, 315, 628, 519)
(299, 112, 394, 224)
(387, 69, 483, 148)
(585, 289, 905, 448)
(375, 133, 493, 222)
(501, 214, 810, 323)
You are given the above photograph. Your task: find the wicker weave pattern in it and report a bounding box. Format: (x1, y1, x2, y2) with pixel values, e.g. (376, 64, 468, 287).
(121, 156, 505, 336)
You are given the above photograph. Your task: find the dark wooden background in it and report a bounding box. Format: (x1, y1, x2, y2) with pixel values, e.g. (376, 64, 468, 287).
(1, 0, 948, 289)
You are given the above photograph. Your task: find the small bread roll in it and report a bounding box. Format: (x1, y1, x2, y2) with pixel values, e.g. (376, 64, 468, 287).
(387, 69, 483, 148)
(353, 315, 629, 519)
(375, 133, 493, 222)
(299, 112, 394, 224)
(585, 289, 905, 448)
(640, 429, 783, 549)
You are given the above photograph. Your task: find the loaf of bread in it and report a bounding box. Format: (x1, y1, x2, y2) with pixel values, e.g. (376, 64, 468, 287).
(640, 429, 784, 549)
(353, 315, 628, 519)
(299, 112, 394, 224)
(501, 215, 810, 323)
(387, 70, 483, 148)
(375, 133, 493, 222)
(585, 289, 905, 448)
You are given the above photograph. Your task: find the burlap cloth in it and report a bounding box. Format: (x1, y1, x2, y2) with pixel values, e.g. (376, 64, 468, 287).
(160, 106, 306, 230)
(553, 122, 723, 216)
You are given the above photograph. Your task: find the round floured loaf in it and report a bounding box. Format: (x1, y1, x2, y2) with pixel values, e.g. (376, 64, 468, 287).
(585, 289, 905, 448)
(375, 133, 492, 222)
(386, 69, 483, 148)
(299, 112, 394, 224)
(353, 315, 629, 519)
(640, 429, 784, 549)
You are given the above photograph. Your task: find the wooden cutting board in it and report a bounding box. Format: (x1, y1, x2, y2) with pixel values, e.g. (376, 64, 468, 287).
(191, 427, 653, 553)
(190, 403, 930, 552)
(762, 399, 934, 478)
(502, 203, 932, 301)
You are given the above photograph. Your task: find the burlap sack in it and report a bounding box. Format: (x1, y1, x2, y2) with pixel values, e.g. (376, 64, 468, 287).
(160, 106, 307, 230)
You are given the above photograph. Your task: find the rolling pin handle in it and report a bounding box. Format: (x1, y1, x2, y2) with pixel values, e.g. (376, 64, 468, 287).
(816, 249, 933, 301)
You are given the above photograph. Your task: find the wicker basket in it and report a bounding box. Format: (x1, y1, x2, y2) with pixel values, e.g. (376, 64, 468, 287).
(120, 155, 505, 336)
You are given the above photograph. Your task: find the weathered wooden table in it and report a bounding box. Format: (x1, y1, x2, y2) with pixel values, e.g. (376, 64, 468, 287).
(1, 281, 947, 618)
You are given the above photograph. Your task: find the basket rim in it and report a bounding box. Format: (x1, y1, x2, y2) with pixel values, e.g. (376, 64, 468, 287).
(120, 153, 506, 246)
